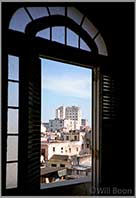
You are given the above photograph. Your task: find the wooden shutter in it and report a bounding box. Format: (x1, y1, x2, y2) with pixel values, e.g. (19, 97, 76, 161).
(102, 73, 120, 121)
(100, 67, 120, 188)
(19, 52, 41, 194)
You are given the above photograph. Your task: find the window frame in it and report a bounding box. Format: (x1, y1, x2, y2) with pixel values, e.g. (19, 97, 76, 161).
(4, 30, 101, 194)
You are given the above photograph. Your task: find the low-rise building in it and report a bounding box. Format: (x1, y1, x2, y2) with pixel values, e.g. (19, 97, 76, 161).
(41, 141, 83, 160)
(48, 154, 78, 168)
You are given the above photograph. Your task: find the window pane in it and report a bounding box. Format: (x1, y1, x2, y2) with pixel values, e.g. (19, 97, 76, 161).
(8, 109, 18, 133)
(82, 17, 98, 39)
(8, 55, 19, 81)
(67, 28, 78, 48)
(26, 7, 48, 20)
(80, 38, 91, 52)
(48, 7, 65, 15)
(7, 136, 18, 161)
(36, 28, 50, 40)
(8, 82, 19, 107)
(9, 8, 31, 32)
(67, 7, 83, 25)
(95, 33, 108, 56)
(52, 26, 65, 44)
(6, 163, 18, 189)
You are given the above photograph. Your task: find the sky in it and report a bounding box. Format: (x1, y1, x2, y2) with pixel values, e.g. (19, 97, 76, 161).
(41, 58, 92, 127)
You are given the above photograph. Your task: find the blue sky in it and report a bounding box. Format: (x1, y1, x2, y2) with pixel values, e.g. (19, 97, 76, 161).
(41, 58, 92, 127)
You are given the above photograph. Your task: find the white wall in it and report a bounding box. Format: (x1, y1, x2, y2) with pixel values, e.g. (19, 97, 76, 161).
(44, 141, 83, 160)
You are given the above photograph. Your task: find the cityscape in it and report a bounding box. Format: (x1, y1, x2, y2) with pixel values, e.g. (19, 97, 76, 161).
(40, 105, 92, 184)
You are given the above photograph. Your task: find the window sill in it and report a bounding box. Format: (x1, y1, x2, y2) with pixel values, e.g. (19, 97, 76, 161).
(41, 176, 91, 189)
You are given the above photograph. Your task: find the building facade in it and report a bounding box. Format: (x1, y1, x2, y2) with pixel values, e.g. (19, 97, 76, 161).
(56, 106, 66, 119)
(41, 141, 83, 160)
(48, 106, 82, 131)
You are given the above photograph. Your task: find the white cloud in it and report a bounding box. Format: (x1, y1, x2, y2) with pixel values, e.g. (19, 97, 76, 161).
(42, 73, 92, 99)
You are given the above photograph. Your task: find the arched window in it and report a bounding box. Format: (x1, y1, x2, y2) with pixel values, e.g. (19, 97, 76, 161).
(9, 6, 108, 56)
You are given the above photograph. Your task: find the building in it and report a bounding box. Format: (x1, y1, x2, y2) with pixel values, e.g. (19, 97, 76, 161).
(56, 106, 81, 121)
(65, 106, 81, 120)
(63, 130, 79, 141)
(65, 106, 82, 129)
(41, 123, 46, 133)
(48, 154, 78, 168)
(48, 106, 82, 131)
(49, 118, 81, 131)
(41, 141, 83, 160)
(81, 119, 88, 127)
(56, 106, 65, 119)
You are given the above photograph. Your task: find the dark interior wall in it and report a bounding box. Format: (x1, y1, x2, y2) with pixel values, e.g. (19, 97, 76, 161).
(2, 2, 135, 195)
(78, 3, 134, 193)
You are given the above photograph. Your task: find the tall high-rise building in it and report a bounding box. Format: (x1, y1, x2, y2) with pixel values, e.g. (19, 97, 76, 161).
(65, 106, 81, 121)
(54, 106, 82, 131)
(56, 106, 65, 119)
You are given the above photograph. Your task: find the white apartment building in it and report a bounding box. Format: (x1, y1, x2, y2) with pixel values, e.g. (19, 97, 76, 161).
(41, 141, 83, 160)
(65, 106, 81, 121)
(49, 106, 82, 131)
(56, 106, 81, 121)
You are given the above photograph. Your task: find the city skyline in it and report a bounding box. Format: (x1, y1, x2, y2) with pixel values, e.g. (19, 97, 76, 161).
(41, 58, 92, 127)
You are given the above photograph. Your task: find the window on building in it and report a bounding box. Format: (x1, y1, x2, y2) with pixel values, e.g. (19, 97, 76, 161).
(61, 147, 63, 153)
(53, 147, 55, 152)
(51, 164, 57, 167)
(60, 164, 65, 167)
(74, 136, 77, 141)
(87, 144, 90, 148)
(66, 136, 69, 140)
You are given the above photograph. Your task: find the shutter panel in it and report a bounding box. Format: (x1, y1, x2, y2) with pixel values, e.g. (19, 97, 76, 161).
(100, 68, 120, 188)
(102, 74, 120, 121)
(27, 58, 41, 191)
(19, 53, 41, 194)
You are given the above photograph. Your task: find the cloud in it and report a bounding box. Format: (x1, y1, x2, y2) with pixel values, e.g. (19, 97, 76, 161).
(42, 73, 92, 99)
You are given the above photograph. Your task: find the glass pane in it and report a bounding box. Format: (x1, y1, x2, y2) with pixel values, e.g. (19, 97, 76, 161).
(80, 38, 91, 52)
(48, 7, 65, 15)
(67, 28, 78, 48)
(8, 109, 18, 133)
(27, 7, 48, 20)
(8, 82, 19, 107)
(67, 7, 83, 25)
(52, 26, 65, 44)
(36, 28, 50, 40)
(6, 163, 18, 189)
(7, 136, 18, 161)
(95, 33, 108, 56)
(82, 17, 98, 39)
(9, 8, 31, 32)
(8, 55, 19, 81)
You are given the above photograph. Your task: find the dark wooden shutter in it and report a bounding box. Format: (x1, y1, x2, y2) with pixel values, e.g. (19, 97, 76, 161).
(19, 52, 41, 194)
(100, 67, 121, 188)
(102, 73, 120, 121)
